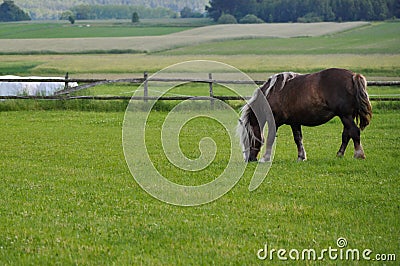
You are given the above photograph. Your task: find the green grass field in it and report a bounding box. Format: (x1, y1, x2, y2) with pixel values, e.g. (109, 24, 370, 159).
(0, 19, 399, 264)
(0, 24, 189, 39)
(0, 19, 211, 39)
(161, 22, 400, 55)
(1, 54, 400, 78)
(0, 110, 398, 264)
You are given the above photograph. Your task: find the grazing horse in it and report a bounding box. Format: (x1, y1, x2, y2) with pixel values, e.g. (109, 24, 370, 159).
(238, 68, 372, 162)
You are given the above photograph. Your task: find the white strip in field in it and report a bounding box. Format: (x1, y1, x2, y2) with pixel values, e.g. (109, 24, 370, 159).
(0, 76, 78, 96)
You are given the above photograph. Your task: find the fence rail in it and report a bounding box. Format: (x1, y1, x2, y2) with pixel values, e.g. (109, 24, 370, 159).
(1, 74, 399, 101)
(1, 77, 398, 86)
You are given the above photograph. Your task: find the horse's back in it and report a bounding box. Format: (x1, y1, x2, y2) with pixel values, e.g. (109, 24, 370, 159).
(268, 68, 358, 126)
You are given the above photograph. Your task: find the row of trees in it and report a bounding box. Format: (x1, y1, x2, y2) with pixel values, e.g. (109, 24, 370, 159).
(16, 0, 207, 20)
(3, 0, 400, 22)
(206, 0, 400, 23)
(0, 0, 30, 21)
(0, 0, 204, 22)
(60, 4, 176, 20)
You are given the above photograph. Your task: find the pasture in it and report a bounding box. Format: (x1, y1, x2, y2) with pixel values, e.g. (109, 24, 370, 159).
(163, 22, 400, 55)
(0, 110, 398, 264)
(2, 53, 400, 78)
(0, 20, 399, 264)
(0, 21, 369, 54)
(0, 18, 212, 39)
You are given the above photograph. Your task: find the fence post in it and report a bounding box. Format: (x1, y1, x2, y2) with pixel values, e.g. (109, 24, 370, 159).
(64, 72, 69, 90)
(143, 71, 148, 102)
(209, 73, 214, 109)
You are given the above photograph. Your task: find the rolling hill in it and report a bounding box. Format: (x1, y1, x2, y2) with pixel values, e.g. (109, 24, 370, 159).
(0, 22, 369, 54)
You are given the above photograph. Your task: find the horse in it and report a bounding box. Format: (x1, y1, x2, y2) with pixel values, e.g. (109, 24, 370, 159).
(237, 68, 372, 162)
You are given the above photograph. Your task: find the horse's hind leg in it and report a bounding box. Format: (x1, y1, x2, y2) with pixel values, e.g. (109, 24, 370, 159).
(338, 116, 365, 159)
(291, 125, 307, 161)
(337, 117, 351, 157)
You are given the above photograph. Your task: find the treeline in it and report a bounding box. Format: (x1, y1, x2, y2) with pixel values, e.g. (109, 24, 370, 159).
(0, 0, 30, 21)
(16, 0, 208, 20)
(61, 5, 176, 20)
(207, 0, 400, 23)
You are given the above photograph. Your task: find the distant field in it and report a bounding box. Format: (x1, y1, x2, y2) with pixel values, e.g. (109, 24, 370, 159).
(0, 21, 398, 90)
(0, 19, 212, 39)
(0, 21, 398, 79)
(1, 54, 399, 77)
(0, 24, 189, 39)
(0, 21, 368, 54)
(162, 22, 400, 55)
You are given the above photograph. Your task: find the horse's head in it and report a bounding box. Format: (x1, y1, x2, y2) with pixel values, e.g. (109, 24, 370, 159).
(238, 87, 272, 162)
(238, 118, 263, 162)
(248, 124, 264, 162)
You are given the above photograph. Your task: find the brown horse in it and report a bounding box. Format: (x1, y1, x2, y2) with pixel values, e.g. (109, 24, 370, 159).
(238, 68, 372, 162)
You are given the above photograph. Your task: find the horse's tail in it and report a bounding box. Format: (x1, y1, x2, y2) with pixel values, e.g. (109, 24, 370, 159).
(353, 73, 372, 130)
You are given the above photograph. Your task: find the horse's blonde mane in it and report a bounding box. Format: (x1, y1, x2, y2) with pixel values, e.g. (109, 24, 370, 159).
(264, 72, 298, 96)
(237, 89, 261, 152)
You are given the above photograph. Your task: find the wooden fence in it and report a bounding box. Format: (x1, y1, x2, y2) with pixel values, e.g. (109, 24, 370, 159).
(1, 73, 400, 101)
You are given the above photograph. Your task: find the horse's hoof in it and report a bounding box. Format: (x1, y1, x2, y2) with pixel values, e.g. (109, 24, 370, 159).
(354, 155, 366, 159)
(354, 154, 366, 159)
(336, 152, 344, 157)
(354, 150, 366, 159)
(297, 157, 306, 162)
(259, 157, 271, 163)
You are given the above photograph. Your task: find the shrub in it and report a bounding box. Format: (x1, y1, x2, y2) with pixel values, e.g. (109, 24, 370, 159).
(217, 13, 237, 24)
(297, 13, 323, 23)
(180, 7, 203, 18)
(60, 10, 73, 20)
(68, 15, 75, 24)
(131, 12, 139, 23)
(239, 14, 264, 24)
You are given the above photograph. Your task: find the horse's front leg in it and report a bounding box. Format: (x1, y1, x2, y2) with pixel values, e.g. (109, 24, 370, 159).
(291, 124, 307, 161)
(259, 127, 277, 163)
